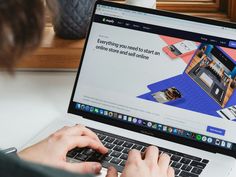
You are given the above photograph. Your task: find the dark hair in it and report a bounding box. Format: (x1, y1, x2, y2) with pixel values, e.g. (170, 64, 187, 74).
(0, 0, 45, 71)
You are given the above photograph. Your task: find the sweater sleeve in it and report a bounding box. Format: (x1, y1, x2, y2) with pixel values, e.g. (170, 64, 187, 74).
(0, 152, 93, 177)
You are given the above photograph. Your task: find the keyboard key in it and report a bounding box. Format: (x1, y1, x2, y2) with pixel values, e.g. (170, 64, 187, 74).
(202, 159, 209, 164)
(82, 149, 95, 156)
(181, 164, 192, 172)
(87, 152, 104, 162)
(98, 134, 106, 141)
(105, 143, 115, 149)
(190, 161, 206, 169)
(179, 171, 198, 177)
(110, 158, 122, 164)
(141, 147, 147, 152)
(122, 148, 130, 154)
(107, 149, 112, 155)
(132, 144, 143, 150)
(161, 148, 176, 156)
(181, 154, 202, 162)
(120, 154, 128, 160)
(103, 156, 112, 162)
(113, 146, 124, 152)
(67, 150, 78, 158)
(114, 140, 124, 146)
(171, 155, 181, 162)
(120, 160, 126, 167)
(123, 142, 133, 148)
(104, 137, 115, 143)
(111, 151, 122, 158)
(191, 167, 203, 175)
(73, 147, 83, 154)
(173, 168, 181, 175)
(159, 147, 170, 153)
(171, 162, 182, 169)
(180, 158, 191, 164)
(75, 154, 88, 161)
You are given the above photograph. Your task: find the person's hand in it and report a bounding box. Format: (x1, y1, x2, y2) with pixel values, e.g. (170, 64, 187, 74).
(18, 125, 108, 174)
(106, 146, 174, 177)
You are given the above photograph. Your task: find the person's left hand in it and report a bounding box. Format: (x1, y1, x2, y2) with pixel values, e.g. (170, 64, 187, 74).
(18, 125, 108, 174)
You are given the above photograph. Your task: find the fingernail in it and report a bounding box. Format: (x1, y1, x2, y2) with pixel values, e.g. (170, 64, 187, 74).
(93, 163, 102, 173)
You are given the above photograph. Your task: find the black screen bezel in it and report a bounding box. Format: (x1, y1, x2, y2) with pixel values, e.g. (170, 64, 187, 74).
(68, 0, 236, 158)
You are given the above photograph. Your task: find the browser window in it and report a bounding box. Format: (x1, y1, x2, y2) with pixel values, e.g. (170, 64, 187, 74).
(73, 4, 236, 151)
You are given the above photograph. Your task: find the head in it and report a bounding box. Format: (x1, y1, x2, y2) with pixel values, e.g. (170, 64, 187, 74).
(0, 0, 45, 71)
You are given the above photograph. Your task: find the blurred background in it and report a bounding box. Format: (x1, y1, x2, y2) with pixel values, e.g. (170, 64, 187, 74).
(16, 0, 236, 70)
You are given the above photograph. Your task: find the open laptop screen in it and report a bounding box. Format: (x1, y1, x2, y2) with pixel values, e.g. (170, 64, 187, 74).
(69, 1, 236, 157)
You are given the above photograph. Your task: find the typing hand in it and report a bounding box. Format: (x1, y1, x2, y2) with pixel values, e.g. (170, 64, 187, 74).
(106, 146, 174, 177)
(18, 125, 108, 174)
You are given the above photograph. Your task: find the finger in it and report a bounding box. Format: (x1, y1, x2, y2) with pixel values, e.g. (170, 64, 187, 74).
(58, 125, 100, 142)
(158, 153, 171, 172)
(56, 126, 106, 152)
(127, 149, 142, 163)
(143, 146, 159, 165)
(167, 167, 175, 177)
(75, 125, 100, 141)
(65, 136, 108, 154)
(106, 166, 118, 177)
(63, 162, 102, 174)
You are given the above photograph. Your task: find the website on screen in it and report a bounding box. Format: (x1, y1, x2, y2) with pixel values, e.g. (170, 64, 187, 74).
(73, 5, 236, 148)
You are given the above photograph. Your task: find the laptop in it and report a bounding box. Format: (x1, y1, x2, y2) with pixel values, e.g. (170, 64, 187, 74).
(26, 0, 236, 176)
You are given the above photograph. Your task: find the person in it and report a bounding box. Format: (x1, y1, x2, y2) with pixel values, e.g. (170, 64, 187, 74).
(0, 1, 174, 177)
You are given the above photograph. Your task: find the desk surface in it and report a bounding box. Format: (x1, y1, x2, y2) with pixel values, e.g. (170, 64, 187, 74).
(0, 71, 76, 149)
(0, 71, 235, 176)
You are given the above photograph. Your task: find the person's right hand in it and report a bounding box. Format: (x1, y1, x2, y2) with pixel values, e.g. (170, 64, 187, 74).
(106, 146, 175, 177)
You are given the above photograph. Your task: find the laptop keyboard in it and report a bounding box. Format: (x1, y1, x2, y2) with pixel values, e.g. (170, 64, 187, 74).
(66, 128, 209, 177)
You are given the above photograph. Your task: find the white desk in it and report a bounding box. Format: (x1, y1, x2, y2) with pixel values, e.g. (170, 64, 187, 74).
(0, 71, 76, 150)
(0, 71, 235, 176)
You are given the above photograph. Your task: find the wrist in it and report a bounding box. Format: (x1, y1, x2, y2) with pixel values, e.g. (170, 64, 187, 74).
(17, 147, 48, 165)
